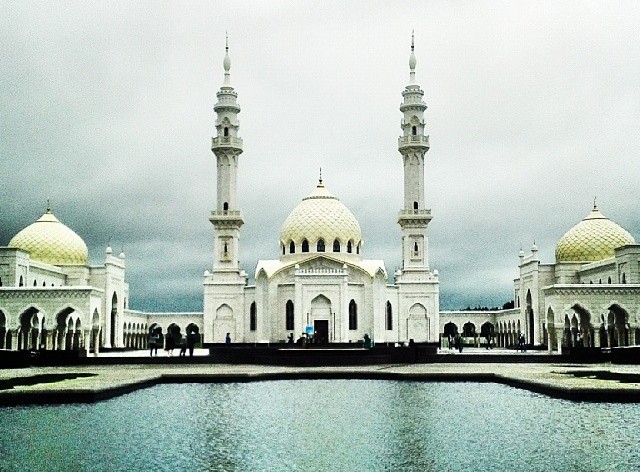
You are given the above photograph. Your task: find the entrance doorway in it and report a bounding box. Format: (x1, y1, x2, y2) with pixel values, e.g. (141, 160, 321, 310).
(314, 320, 329, 344)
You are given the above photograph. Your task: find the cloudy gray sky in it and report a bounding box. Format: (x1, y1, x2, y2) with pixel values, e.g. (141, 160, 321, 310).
(2, 1, 639, 311)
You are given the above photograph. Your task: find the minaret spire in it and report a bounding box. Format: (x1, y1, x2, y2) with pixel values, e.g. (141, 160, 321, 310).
(409, 30, 417, 84)
(223, 32, 231, 87)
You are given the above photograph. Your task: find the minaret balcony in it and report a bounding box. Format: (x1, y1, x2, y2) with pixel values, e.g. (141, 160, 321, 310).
(398, 209, 432, 226)
(210, 210, 244, 227)
(212, 136, 243, 150)
(398, 135, 430, 150)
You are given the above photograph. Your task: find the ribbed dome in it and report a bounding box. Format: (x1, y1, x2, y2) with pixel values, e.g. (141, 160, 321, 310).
(555, 206, 635, 263)
(280, 181, 362, 247)
(8, 210, 89, 266)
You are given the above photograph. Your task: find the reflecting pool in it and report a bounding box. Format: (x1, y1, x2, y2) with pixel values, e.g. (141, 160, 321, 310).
(1, 380, 639, 471)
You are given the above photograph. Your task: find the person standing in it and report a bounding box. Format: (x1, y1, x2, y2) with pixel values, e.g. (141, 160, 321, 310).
(186, 331, 198, 357)
(225, 332, 231, 345)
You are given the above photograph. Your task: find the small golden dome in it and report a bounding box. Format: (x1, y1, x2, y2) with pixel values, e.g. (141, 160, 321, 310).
(280, 181, 362, 249)
(8, 210, 89, 266)
(555, 206, 635, 263)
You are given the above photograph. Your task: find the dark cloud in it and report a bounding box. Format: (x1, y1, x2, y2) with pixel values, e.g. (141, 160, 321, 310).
(2, 1, 639, 311)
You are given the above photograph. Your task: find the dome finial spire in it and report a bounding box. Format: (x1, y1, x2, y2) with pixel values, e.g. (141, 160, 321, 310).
(409, 30, 417, 84)
(319, 167, 323, 185)
(593, 196, 597, 210)
(223, 32, 231, 86)
(46, 198, 51, 213)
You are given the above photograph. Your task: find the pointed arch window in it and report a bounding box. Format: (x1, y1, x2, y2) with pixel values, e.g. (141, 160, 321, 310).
(333, 239, 340, 252)
(413, 242, 419, 256)
(224, 127, 229, 137)
(413, 201, 419, 211)
(608, 276, 612, 284)
(223, 202, 229, 212)
(317, 239, 325, 252)
(289, 241, 295, 254)
(250, 302, 257, 331)
(42, 281, 46, 287)
(356, 242, 360, 255)
(622, 273, 627, 284)
(302, 240, 309, 253)
(33, 280, 37, 287)
(19, 276, 23, 287)
(386, 301, 393, 330)
(347, 240, 353, 253)
(412, 125, 417, 136)
(348, 300, 358, 330)
(285, 300, 294, 331)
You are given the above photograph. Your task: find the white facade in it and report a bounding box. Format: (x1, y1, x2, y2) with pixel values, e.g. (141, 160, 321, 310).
(203, 37, 440, 345)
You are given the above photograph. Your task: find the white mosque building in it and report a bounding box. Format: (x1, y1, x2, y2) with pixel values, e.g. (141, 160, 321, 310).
(1, 37, 639, 354)
(203, 36, 439, 345)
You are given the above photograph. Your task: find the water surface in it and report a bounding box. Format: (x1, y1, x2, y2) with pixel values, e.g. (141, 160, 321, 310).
(1, 380, 638, 471)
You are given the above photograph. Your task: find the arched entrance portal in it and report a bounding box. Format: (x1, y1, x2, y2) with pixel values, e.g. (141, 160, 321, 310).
(110, 292, 118, 348)
(408, 303, 428, 343)
(608, 304, 629, 347)
(310, 295, 331, 343)
(526, 290, 534, 345)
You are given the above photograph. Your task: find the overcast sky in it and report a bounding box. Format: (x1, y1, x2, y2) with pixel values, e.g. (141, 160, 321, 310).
(2, 1, 639, 311)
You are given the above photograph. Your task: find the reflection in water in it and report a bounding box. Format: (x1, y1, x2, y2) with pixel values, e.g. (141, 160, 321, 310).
(1, 380, 640, 471)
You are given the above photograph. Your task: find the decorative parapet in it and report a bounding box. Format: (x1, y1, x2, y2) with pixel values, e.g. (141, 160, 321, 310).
(397, 209, 432, 226)
(543, 284, 640, 296)
(295, 267, 348, 277)
(209, 210, 244, 228)
(398, 135, 429, 150)
(211, 136, 243, 149)
(0, 286, 104, 300)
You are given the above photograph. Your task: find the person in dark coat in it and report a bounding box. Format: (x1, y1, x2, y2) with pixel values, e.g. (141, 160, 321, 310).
(186, 331, 199, 357)
(165, 332, 175, 356)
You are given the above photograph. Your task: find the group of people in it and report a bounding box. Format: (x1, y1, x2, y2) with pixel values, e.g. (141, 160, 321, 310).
(446, 334, 464, 352)
(148, 329, 200, 357)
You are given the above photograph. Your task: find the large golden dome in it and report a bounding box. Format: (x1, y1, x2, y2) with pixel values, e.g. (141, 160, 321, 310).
(8, 210, 89, 266)
(555, 206, 635, 263)
(280, 181, 362, 248)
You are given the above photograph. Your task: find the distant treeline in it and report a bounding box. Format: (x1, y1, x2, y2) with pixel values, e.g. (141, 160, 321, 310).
(460, 300, 514, 311)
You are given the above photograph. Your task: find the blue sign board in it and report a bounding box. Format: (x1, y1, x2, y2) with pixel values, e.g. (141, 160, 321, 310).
(305, 325, 314, 335)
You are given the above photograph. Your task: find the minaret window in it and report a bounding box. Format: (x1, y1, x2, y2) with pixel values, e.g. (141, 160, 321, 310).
(250, 302, 257, 331)
(282, 244, 285, 255)
(386, 301, 393, 330)
(285, 300, 294, 331)
(413, 242, 419, 255)
(608, 277, 612, 283)
(302, 240, 309, 253)
(42, 281, 46, 287)
(622, 273, 627, 284)
(317, 239, 325, 252)
(333, 239, 340, 252)
(223, 127, 229, 137)
(0, 277, 3, 287)
(347, 241, 353, 253)
(348, 300, 358, 330)
(19, 276, 23, 287)
(223, 202, 229, 212)
(356, 242, 360, 254)
(412, 126, 417, 136)
(289, 241, 295, 254)
(33, 280, 37, 287)
(223, 242, 228, 255)
(413, 201, 418, 211)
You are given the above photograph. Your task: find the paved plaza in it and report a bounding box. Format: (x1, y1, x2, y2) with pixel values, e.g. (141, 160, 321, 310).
(1, 347, 639, 405)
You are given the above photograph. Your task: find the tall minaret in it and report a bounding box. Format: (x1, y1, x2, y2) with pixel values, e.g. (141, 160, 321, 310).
(398, 32, 432, 272)
(210, 34, 244, 272)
